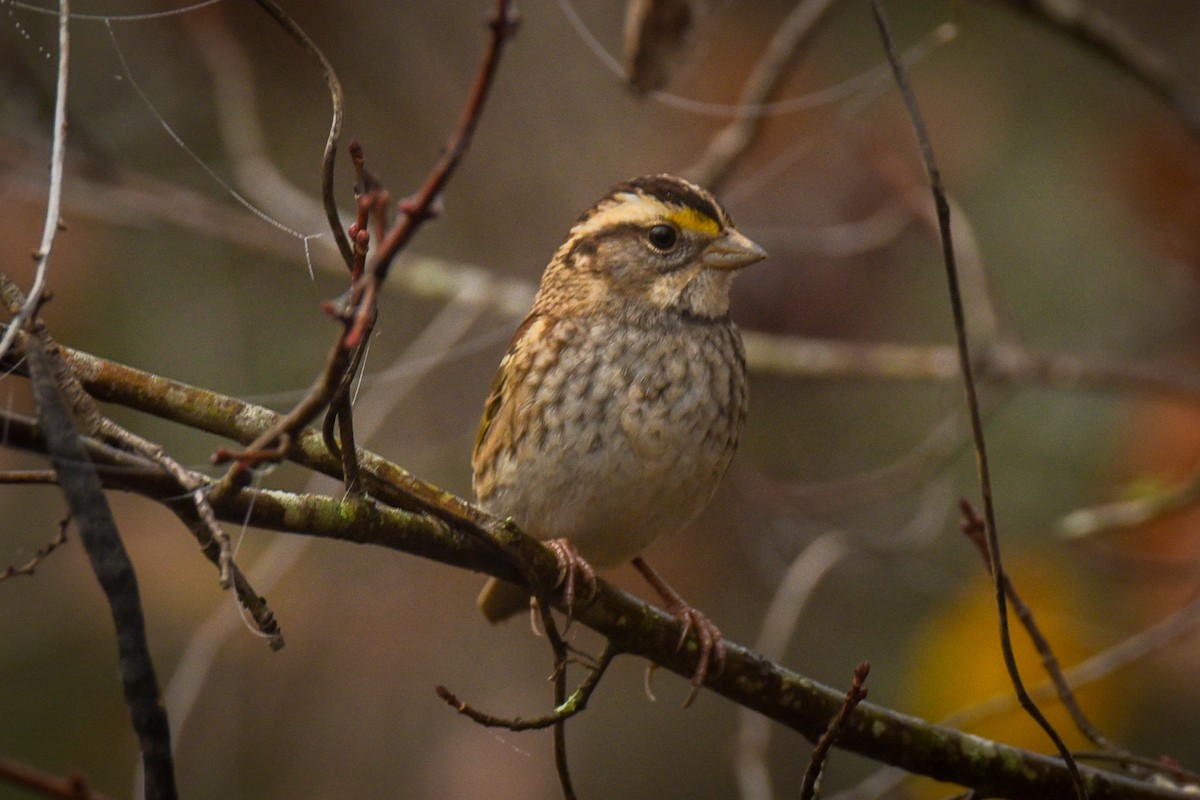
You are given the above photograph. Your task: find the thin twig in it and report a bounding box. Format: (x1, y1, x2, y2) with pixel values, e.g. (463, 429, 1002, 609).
(540, 603, 578, 800)
(365, 0, 519, 283)
(0, 517, 68, 581)
(0, 754, 114, 800)
(167, 504, 284, 650)
(960, 500, 1124, 756)
(994, 0, 1200, 132)
(871, 151, 1007, 345)
(321, 142, 383, 494)
(945, 590, 1200, 751)
(799, 661, 870, 800)
(436, 644, 618, 731)
(868, 2, 1086, 797)
(1059, 462, 1200, 540)
(0, 0, 68, 364)
(248, 0, 353, 267)
(210, 0, 517, 494)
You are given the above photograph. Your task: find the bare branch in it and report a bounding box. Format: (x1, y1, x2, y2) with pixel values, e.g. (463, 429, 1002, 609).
(800, 661, 870, 800)
(248, 0, 353, 266)
(26, 336, 177, 800)
(0, 381, 1192, 798)
(993, 0, 1200, 132)
(870, 3, 1083, 793)
(0, 516, 68, 581)
(0, 0, 68, 362)
(0, 754, 114, 800)
(960, 500, 1125, 756)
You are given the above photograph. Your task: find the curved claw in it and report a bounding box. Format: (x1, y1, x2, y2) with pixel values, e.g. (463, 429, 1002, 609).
(544, 538, 597, 625)
(630, 556, 723, 709)
(674, 605, 724, 709)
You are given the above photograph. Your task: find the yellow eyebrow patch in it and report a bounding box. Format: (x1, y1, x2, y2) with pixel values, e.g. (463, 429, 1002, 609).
(666, 206, 721, 237)
(572, 192, 724, 240)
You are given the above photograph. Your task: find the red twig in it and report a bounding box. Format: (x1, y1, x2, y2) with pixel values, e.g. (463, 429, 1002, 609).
(343, 0, 519, 348)
(0, 754, 114, 800)
(799, 661, 870, 800)
(212, 1, 517, 488)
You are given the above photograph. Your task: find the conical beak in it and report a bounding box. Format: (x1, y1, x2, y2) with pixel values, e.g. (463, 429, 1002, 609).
(701, 228, 767, 270)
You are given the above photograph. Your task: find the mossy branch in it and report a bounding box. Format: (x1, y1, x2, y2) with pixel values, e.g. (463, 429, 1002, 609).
(0, 338, 1192, 800)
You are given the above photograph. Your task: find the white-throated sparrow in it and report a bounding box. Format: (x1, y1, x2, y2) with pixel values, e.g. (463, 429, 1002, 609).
(473, 174, 765, 702)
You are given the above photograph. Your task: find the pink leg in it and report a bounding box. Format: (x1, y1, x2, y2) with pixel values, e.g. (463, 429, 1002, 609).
(632, 557, 724, 708)
(545, 538, 597, 622)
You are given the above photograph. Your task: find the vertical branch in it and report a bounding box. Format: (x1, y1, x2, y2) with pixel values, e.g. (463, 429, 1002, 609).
(0, 0, 69, 361)
(539, 607, 578, 800)
(26, 337, 177, 800)
(867, 1, 1086, 797)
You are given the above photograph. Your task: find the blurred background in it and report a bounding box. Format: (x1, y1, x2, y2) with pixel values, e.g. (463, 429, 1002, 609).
(2, 0, 1200, 797)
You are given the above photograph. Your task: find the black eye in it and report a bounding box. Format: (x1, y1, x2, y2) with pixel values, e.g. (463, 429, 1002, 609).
(646, 224, 679, 251)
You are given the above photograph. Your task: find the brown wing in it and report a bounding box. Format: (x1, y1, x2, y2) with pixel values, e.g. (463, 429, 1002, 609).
(471, 312, 546, 474)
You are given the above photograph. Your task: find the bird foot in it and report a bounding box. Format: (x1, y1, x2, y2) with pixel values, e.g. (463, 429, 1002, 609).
(669, 601, 725, 709)
(632, 556, 724, 708)
(545, 538, 597, 624)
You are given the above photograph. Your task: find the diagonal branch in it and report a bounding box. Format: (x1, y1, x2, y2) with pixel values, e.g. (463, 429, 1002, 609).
(210, 0, 518, 499)
(0, 362, 1194, 799)
(25, 337, 177, 800)
(0, 754, 115, 800)
(992, 0, 1200, 132)
(686, 0, 840, 191)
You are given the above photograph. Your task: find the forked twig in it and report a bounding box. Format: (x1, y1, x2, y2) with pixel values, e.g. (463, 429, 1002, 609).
(960, 500, 1124, 756)
(1, 274, 280, 637)
(211, 0, 518, 496)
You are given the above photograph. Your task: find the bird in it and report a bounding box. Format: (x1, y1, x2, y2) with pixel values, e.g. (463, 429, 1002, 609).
(472, 173, 765, 703)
